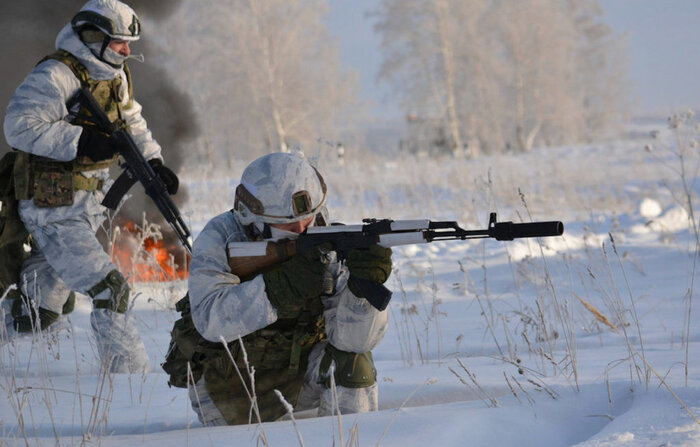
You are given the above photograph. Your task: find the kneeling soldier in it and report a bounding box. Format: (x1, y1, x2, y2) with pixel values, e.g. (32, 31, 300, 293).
(163, 152, 392, 425)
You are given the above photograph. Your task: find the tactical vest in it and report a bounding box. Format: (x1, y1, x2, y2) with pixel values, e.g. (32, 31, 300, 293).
(13, 49, 133, 207)
(163, 291, 326, 424)
(163, 292, 327, 388)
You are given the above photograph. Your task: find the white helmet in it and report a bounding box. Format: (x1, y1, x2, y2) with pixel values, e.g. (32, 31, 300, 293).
(234, 153, 327, 226)
(72, 0, 141, 42)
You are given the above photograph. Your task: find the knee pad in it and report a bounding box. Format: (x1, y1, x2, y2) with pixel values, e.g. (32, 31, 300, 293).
(319, 344, 377, 389)
(88, 270, 130, 313)
(14, 307, 60, 332)
(62, 291, 76, 314)
(11, 293, 64, 332)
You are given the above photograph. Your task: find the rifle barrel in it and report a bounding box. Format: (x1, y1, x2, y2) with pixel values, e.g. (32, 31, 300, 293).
(491, 220, 564, 240)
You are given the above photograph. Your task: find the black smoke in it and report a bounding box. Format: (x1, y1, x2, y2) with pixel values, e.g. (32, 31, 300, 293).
(0, 0, 199, 227)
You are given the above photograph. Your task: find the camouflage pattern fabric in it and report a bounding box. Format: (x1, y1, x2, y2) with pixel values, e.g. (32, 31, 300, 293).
(91, 309, 149, 373)
(0, 152, 29, 303)
(234, 153, 327, 225)
(32, 169, 75, 207)
(188, 377, 227, 426)
(18, 212, 149, 373)
(200, 349, 311, 425)
(299, 342, 379, 416)
(184, 210, 389, 425)
(4, 23, 162, 223)
(190, 340, 380, 426)
(2, 17, 161, 371)
(18, 50, 131, 209)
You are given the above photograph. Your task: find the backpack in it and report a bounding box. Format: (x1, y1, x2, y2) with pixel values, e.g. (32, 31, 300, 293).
(0, 151, 30, 302)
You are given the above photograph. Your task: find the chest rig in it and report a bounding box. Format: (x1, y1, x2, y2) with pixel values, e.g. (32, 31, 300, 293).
(163, 291, 327, 389)
(163, 219, 331, 390)
(13, 49, 133, 207)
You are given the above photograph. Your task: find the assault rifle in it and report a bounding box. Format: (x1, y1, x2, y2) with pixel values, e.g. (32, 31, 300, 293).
(67, 88, 193, 254)
(228, 213, 563, 311)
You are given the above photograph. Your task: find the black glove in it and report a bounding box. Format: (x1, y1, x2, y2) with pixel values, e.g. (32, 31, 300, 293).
(263, 243, 331, 315)
(148, 158, 179, 195)
(346, 245, 393, 297)
(76, 127, 116, 162)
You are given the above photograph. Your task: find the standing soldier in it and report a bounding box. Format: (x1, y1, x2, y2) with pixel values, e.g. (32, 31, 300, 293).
(163, 152, 392, 425)
(3, 0, 179, 373)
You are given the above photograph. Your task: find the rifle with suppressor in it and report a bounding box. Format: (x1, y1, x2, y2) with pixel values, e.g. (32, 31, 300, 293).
(67, 88, 193, 254)
(228, 213, 563, 311)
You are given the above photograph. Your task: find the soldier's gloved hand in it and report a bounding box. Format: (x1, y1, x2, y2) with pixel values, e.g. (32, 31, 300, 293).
(263, 243, 331, 313)
(148, 159, 179, 195)
(76, 127, 116, 162)
(346, 245, 393, 297)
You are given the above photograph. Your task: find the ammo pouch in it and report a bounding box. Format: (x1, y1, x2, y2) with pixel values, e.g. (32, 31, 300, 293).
(162, 295, 206, 388)
(13, 151, 108, 208)
(162, 294, 327, 389)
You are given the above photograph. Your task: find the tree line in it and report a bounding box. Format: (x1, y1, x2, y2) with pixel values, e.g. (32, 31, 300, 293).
(375, 0, 628, 156)
(155, 0, 628, 162)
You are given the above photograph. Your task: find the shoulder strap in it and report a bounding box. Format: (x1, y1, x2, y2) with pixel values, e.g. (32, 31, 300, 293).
(123, 62, 134, 104)
(38, 49, 91, 88)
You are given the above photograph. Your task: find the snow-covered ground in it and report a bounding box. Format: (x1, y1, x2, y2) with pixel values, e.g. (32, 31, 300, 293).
(2, 116, 700, 446)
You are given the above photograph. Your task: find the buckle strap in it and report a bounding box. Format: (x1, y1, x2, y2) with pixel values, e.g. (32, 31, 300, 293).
(73, 173, 103, 191)
(88, 270, 130, 313)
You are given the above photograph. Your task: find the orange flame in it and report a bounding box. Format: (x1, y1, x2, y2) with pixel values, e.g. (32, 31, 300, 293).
(111, 220, 190, 283)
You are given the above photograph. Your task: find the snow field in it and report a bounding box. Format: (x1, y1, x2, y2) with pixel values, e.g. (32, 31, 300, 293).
(2, 121, 700, 446)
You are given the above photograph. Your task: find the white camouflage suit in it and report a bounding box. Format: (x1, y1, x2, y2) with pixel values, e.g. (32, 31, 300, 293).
(2, 21, 158, 372)
(187, 211, 389, 425)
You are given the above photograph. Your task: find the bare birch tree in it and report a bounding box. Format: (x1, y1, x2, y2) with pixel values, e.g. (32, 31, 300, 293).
(376, 0, 628, 155)
(376, 0, 493, 157)
(566, 0, 630, 138)
(152, 0, 361, 164)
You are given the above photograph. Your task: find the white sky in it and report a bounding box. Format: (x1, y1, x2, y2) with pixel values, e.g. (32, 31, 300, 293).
(325, 0, 700, 120)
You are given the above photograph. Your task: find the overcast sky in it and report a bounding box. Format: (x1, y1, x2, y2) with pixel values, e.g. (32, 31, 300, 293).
(326, 0, 700, 121)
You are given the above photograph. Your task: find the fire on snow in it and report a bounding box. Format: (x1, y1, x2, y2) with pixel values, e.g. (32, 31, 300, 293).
(110, 219, 190, 283)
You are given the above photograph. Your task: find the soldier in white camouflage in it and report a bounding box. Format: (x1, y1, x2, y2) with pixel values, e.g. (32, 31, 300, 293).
(2, 0, 179, 373)
(163, 152, 392, 425)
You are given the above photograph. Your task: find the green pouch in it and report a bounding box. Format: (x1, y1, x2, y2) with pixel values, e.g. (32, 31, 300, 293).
(0, 151, 30, 301)
(12, 151, 32, 201)
(32, 169, 74, 207)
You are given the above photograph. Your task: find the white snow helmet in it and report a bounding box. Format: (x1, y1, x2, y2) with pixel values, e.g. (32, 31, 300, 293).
(71, 0, 141, 42)
(234, 153, 327, 226)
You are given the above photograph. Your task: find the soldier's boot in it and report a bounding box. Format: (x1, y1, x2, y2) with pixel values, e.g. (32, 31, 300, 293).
(87, 270, 150, 373)
(11, 291, 75, 333)
(317, 343, 379, 416)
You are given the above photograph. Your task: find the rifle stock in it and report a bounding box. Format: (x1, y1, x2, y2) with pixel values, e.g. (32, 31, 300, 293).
(227, 239, 298, 279)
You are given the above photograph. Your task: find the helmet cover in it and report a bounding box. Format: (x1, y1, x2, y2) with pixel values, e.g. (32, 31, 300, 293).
(72, 0, 141, 42)
(234, 153, 327, 226)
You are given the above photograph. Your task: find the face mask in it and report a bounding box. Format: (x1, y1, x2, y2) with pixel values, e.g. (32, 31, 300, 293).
(101, 46, 128, 66)
(86, 42, 143, 67)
